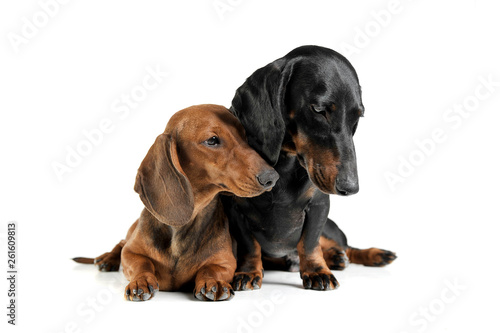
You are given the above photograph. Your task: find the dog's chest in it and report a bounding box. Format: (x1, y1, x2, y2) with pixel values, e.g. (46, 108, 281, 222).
(268, 154, 317, 210)
(152, 236, 218, 290)
(153, 249, 199, 290)
(148, 205, 229, 290)
(238, 155, 318, 256)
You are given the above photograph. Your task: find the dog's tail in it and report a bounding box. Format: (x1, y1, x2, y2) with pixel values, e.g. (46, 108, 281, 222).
(72, 257, 95, 264)
(72, 240, 125, 271)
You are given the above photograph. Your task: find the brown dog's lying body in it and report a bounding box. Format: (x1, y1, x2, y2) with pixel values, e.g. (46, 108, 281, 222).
(74, 104, 278, 301)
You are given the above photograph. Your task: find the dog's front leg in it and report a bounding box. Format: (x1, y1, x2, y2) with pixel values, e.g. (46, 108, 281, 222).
(194, 261, 236, 301)
(231, 233, 264, 291)
(121, 247, 159, 301)
(298, 193, 339, 291)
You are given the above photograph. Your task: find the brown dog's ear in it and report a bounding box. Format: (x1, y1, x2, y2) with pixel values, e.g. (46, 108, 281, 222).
(230, 58, 297, 166)
(134, 133, 194, 227)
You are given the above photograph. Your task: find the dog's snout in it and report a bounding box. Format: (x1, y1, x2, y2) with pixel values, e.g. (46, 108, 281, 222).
(256, 169, 279, 189)
(335, 179, 359, 196)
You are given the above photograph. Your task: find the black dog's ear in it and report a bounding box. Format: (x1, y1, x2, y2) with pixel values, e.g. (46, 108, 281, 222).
(230, 58, 297, 166)
(134, 133, 194, 227)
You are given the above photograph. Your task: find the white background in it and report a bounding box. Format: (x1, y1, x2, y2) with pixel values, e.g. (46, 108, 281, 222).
(1, 1, 499, 332)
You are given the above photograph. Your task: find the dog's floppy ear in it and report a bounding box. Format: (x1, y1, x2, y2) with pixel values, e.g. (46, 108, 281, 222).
(230, 58, 297, 166)
(134, 133, 194, 227)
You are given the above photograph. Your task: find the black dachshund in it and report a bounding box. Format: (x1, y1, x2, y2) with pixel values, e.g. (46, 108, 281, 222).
(224, 45, 396, 291)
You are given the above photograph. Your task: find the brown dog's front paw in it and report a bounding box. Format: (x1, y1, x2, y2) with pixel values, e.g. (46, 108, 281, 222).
(232, 272, 263, 291)
(194, 280, 234, 301)
(94, 252, 121, 272)
(301, 269, 339, 291)
(125, 276, 159, 301)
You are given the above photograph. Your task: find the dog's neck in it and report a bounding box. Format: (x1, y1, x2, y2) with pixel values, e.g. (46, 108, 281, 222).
(190, 187, 220, 220)
(168, 188, 222, 235)
(162, 195, 224, 260)
(170, 192, 223, 245)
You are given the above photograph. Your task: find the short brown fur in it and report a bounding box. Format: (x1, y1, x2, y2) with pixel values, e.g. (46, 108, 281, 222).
(73, 104, 276, 301)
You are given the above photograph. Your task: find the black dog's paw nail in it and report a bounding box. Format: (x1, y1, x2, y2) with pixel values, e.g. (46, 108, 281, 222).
(252, 276, 261, 289)
(232, 276, 241, 291)
(302, 275, 312, 289)
(330, 274, 340, 289)
(312, 275, 324, 290)
(321, 274, 333, 290)
(240, 275, 251, 290)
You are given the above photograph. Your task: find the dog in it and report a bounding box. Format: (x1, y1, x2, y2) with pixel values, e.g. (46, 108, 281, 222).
(223, 45, 397, 291)
(73, 104, 279, 301)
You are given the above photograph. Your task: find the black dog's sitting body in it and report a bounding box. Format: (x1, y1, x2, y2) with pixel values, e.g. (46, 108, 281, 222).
(228, 152, 331, 268)
(224, 45, 396, 291)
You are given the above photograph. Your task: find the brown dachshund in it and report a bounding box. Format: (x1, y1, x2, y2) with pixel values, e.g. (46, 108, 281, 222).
(73, 104, 279, 301)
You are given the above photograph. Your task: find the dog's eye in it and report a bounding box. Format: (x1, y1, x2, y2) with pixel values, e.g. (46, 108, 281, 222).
(204, 136, 220, 146)
(312, 105, 325, 113)
(311, 104, 328, 121)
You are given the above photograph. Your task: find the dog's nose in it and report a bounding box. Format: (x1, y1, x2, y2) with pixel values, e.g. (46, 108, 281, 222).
(257, 169, 279, 189)
(335, 180, 359, 196)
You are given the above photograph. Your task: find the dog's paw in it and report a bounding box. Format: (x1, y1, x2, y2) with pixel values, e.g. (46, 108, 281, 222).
(301, 269, 339, 291)
(325, 249, 349, 271)
(367, 249, 397, 267)
(194, 280, 234, 301)
(94, 252, 121, 272)
(124, 276, 159, 302)
(232, 272, 263, 291)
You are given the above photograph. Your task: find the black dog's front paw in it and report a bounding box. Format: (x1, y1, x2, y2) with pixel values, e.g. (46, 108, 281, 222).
(301, 269, 339, 291)
(232, 272, 263, 291)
